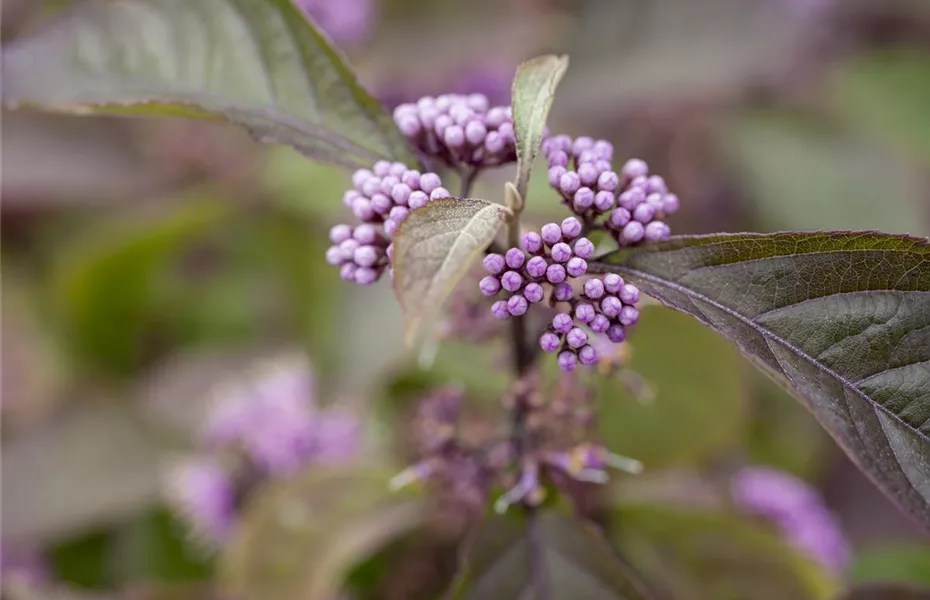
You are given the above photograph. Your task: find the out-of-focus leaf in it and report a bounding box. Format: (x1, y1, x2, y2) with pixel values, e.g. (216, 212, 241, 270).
(717, 111, 928, 234)
(261, 146, 350, 220)
(851, 544, 930, 588)
(50, 530, 114, 589)
(610, 504, 837, 600)
(449, 511, 657, 600)
(596, 305, 745, 468)
(51, 199, 231, 376)
(392, 198, 510, 343)
(592, 232, 930, 527)
(1, 0, 417, 169)
(110, 507, 213, 584)
(1, 404, 164, 542)
(220, 464, 423, 600)
(831, 50, 930, 163)
(835, 582, 930, 600)
(511, 55, 569, 199)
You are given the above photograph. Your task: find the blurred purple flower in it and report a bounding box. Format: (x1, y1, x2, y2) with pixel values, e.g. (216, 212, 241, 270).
(163, 456, 236, 547)
(454, 63, 513, 106)
(295, 0, 375, 46)
(731, 466, 850, 573)
(1, 544, 49, 587)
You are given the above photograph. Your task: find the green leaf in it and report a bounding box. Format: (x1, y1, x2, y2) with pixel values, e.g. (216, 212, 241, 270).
(449, 511, 657, 600)
(219, 464, 423, 600)
(1, 0, 417, 169)
(595, 305, 745, 468)
(851, 545, 930, 588)
(610, 504, 837, 600)
(392, 198, 511, 343)
(511, 54, 569, 200)
(835, 582, 930, 600)
(591, 231, 930, 526)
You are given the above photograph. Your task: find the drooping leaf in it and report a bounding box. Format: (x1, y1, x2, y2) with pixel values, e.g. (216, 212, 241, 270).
(591, 231, 930, 526)
(610, 504, 837, 600)
(448, 510, 657, 600)
(219, 464, 423, 600)
(511, 54, 568, 199)
(835, 582, 930, 600)
(392, 198, 511, 343)
(1, 0, 418, 169)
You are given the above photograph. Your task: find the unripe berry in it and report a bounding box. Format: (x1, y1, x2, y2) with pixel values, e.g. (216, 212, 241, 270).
(618, 188, 645, 211)
(505, 248, 526, 269)
(645, 221, 671, 242)
(620, 284, 640, 305)
(594, 191, 615, 212)
(340, 263, 357, 281)
(524, 283, 545, 303)
(390, 162, 408, 177)
(485, 132, 505, 154)
(646, 175, 667, 195)
(522, 232, 543, 254)
(344, 190, 362, 208)
(590, 314, 610, 333)
(619, 305, 639, 326)
(540, 332, 561, 353)
(621, 221, 645, 245)
(609, 208, 631, 229)
(483, 253, 506, 275)
(663, 194, 680, 214)
(526, 256, 548, 279)
(621, 158, 648, 180)
(325, 246, 344, 265)
(362, 178, 382, 197)
(352, 169, 373, 188)
(507, 294, 529, 316)
(601, 296, 622, 318)
(553, 283, 573, 302)
(559, 172, 581, 196)
(541, 223, 562, 246)
(578, 163, 599, 187)
(573, 188, 595, 212)
(551, 242, 572, 263)
(561, 217, 583, 240)
(444, 125, 466, 148)
(584, 278, 605, 299)
(552, 313, 573, 334)
(430, 187, 451, 200)
(566, 257, 587, 278)
(633, 203, 656, 224)
(338, 238, 360, 258)
(573, 237, 595, 260)
(606, 324, 626, 343)
(354, 245, 380, 267)
(548, 150, 569, 168)
(389, 206, 409, 223)
(380, 176, 399, 196)
(575, 303, 596, 323)
(593, 140, 613, 159)
(604, 274, 623, 294)
(548, 166, 567, 187)
(645, 192, 665, 212)
(572, 136, 594, 156)
(402, 170, 421, 189)
(546, 263, 567, 284)
(501, 271, 524, 293)
(566, 327, 588, 349)
(479, 276, 501, 296)
(465, 120, 487, 146)
(491, 301, 510, 320)
(391, 183, 412, 205)
(558, 351, 578, 372)
(370, 193, 393, 215)
(354, 267, 379, 285)
(420, 173, 442, 194)
(578, 345, 599, 365)
(408, 191, 429, 210)
(351, 197, 375, 221)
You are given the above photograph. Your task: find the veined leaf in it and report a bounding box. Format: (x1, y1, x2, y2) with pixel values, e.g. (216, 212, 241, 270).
(592, 231, 930, 527)
(1, 0, 417, 169)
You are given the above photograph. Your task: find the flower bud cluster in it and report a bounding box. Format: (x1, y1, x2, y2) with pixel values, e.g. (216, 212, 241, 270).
(326, 161, 450, 285)
(393, 94, 517, 170)
(543, 135, 678, 246)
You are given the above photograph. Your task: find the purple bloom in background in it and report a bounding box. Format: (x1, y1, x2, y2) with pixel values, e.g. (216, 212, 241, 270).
(163, 456, 236, 547)
(313, 407, 362, 461)
(453, 63, 514, 106)
(295, 0, 375, 45)
(731, 466, 851, 573)
(1, 544, 49, 587)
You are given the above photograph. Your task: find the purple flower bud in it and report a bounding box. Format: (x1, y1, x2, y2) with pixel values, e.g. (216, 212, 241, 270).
(597, 170, 620, 192)
(578, 345, 599, 365)
(541, 223, 562, 246)
(482, 253, 506, 276)
(344, 189, 362, 207)
(633, 203, 656, 224)
(465, 120, 487, 146)
(330, 224, 353, 244)
(390, 162, 408, 177)
(621, 221, 645, 245)
(444, 125, 466, 147)
(551, 242, 572, 263)
(407, 190, 429, 210)
(450, 104, 471, 125)
(402, 170, 421, 189)
(552, 312, 574, 334)
(572, 136, 594, 157)
(479, 276, 502, 296)
(560, 217, 583, 241)
(630, 175, 648, 190)
(566, 257, 588, 278)
(566, 327, 588, 349)
(522, 232, 543, 254)
(354, 267, 379, 285)
(501, 271, 524, 293)
(491, 300, 510, 320)
(540, 332, 561, 353)
(578, 163, 599, 187)
(373, 160, 392, 177)
(361, 178, 381, 198)
(467, 93, 489, 112)
(434, 114, 453, 137)
(606, 324, 626, 343)
(594, 191, 615, 212)
(340, 263, 358, 281)
(601, 296, 622, 318)
(620, 283, 640, 305)
(524, 282, 544, 303)
(354, 245, 381, 267)
(619, 305, 640, 326)
(338, 238, 360, 258)
(380, 176, 399, 196)
(430, 187, 451, 200)
(548, 166, 567, 187)
(663, 193, 680, 214)
(558, 351, 578, 372)
(391, 183, 412, 205)
(584, 278, 605, 299)
(420, 173, 442, 194)
(546, 263, 567, 284)
(645, 192, 665, 211)
(352, 168, 373, 188)
(549, 134, 573, 154)
(351, 197, 376, 221)
(618, 188, 645, 211)
(325, 246, 344, 265)
(621, 158, 648, 180)
(589, 314, 610, 333)
(384, 219, 398, 236)
(484, 131, 505, 154)
(609, 207, 631, 229)
(604, 273, 623, 293)
(559, 172, 581, 196)
(497, 121, 515, 141)
(593, 140, 613, 159)
(505, 247, 526, 269)
(370, 193, 393, 215)
(573, 237, 595, 260)
(575, 303, 596, 323)
(646, 175, 667, 195)
(573, 187, 595, 212)
(644, 221, 671, 242)
(507, 294, 529, 316)
(389, 206, 409, 223)
(526, 255, 548, 279)
(548, 150, 569, 168)
(553, 282, 574, 302)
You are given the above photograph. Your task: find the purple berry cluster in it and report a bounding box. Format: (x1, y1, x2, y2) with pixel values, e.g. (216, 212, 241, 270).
(393, 94, 517, 170)
(542, 135, 679, 246)
(326, 161, 450, 285)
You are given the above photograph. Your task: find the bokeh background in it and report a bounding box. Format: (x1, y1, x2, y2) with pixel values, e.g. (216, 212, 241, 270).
(2, 0, 929, 598)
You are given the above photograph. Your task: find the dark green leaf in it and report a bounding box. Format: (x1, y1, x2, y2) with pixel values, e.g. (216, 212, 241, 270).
(1, 0, 417, 169)
(851, 544, 930, 588)
(591, 232, 930, 526)
(449, 510, 657, 600)
(610, 504, 837, 600)
(835, 582, 930, 600)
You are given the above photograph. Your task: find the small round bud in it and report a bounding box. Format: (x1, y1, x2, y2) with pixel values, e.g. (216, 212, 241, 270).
(389, 206, 409, 223)
(621, 221, 645, 245)
(330, 224, 352, 244)
(553, 283, 574, 302)
(572, 136, 594, 157)
(384, 219, 398, 236)
(552, 313, 573, 334)
(354, 267, 379, 285)
(620, 284, 640, 305)
(507, 295, 529, 316)
(465, 120, 487, 146)
(594, 191, 615, 213)
(575, 303, 596, 324)
(604, 273, 623, 293)
(606, 324, 626, 343)
(663, 193, 680, 214)
(380, 176, 399, 196)
(390, 162, 408, 177)
(590, 314, 610, 333)
(449, 104, 471, 125)
(395, 115, 419, 137)
(444, 125, 466, 147)
(618, 188, 646, 210)
(352, 169, 373, 188)
(501, 271, 524, 293)
(497, 121, 515, 141)
(340, 263, 358, 281)
(548, 166, 567, 187)
(644, 221, 671, 242)
(593, 140, 613, 159)
(407, 191, 429, 210)
(619, 305, 640, 326)
(551, 242, 572, 263)
(505, 248, 526, 269)
(467, 93, 489, 113)
(401, 170, 421, 189)
(420, 173, 442, 194)
(573, 237, 595, 260)
(325, 246, 344, 265)
(601, 296, 622, 318)
(354, 224, 379, 244)
(621, 158, 648, 180)
(541, 223, 562, 246)
(479, 276, 502, 296)
(566, 327, 588, 349)
(483, 253, 506, 275)
(540, 332, 561, 353)
(573, 187, 595, 212)
(549, 134, 573, 154)
(566, 257, 588, 278)
(433, 114, 453, 137)
(548, 150, 569, 168)
(584, 278, 605, 299)
(491, 301, 510, 320)
(391, 183, 412, 205)
(522, 232, 543, 254)
(484, 131, 505, 154)
(560, 217, 583, 240)
(609, 207, 631, 229)
(558, 351, 578, 372)
(578, 345, 599, 365)
(373, 160, 392, 177)
(546, 263, 567, 284)
(351, 197, 375, 221)
(526, 256, 548, 279)
(370, 193, 393, 215)
(645, 192, 665, 211)
(338, 238, 360, 258)
(646, 175, 667, 195)
(344, 190, 362, 207)
(633, 203, 656, 224)
(430, 187, 451, 200)
(559, 172, 581, 196)
(524, 283, 545, 303)
(354, 245, 380, 268)
(597, 170, 620, 192)
(577, 163, 599, 187)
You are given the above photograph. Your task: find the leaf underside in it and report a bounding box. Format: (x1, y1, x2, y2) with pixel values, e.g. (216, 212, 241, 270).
(592, 231, 930, 527)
